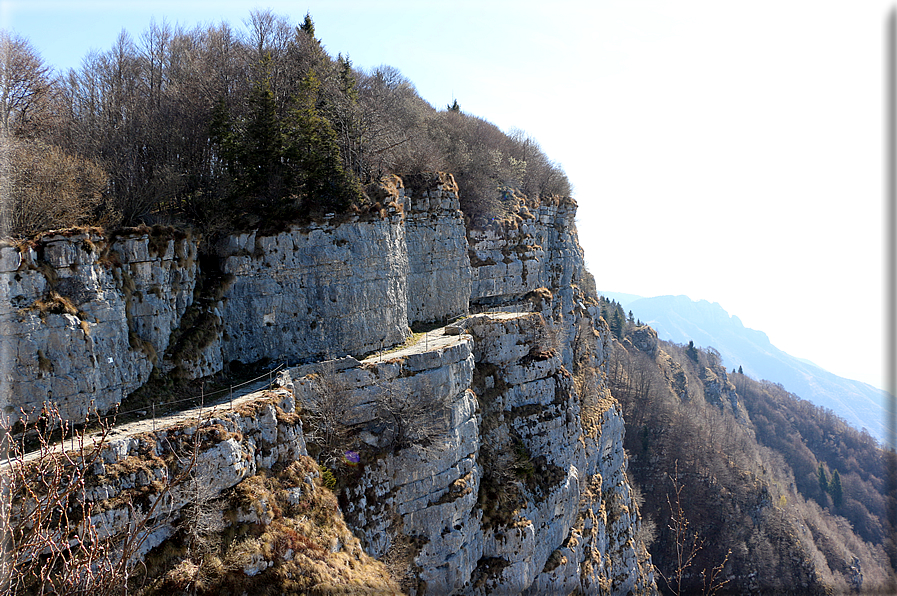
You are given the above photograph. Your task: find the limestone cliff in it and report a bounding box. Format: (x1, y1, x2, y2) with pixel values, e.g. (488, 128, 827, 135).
(1, 174, 472, 421)
(0, 228, 197, 420)
(3, 174, 656, 594)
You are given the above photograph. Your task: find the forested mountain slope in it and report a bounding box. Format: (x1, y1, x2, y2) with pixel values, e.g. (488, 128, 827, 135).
(601, 293, 887, 442)
(601, 297, 896, 594)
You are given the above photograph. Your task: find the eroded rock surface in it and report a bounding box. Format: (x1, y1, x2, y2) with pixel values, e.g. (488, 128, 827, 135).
(0, 230, 197, 420)
(4, 174, 656, 594)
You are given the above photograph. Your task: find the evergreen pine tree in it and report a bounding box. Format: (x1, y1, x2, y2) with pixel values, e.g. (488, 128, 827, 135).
(243, 56, 284, 203)
(285, 70, 362, 214)
(829, 469, 843, 507)
(818, 463, 829, 495)
(608, 307, 624, 339)
(337, 54, 358, 101)
(738, 365, 744, 375)
(299, 12, 315, 38)
(686, 340, 699, 362)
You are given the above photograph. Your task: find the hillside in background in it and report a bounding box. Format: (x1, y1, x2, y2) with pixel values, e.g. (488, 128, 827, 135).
(600, 298, 897, 594)
(600, 292, 888, 442)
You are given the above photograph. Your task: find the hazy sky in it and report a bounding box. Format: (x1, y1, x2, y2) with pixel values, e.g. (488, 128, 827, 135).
(3, 1, 892, 391)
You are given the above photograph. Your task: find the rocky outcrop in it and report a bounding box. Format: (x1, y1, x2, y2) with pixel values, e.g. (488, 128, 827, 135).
(402, 173, 472, 325)
(286, 310, 653, 595)
(468, 196, 584, 307)
(215, 214, 411, 366)
(465, 313, 651, 595)
(2, 175, 474, 420)
(0, 229, 197, 421)
(3, 174, 656, 594)
(33, 386, 401, 594)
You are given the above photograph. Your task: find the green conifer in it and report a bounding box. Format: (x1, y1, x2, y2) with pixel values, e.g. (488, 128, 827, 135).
(299, 12, 316, 38)
(243, 57, 283, 202)
(829, 469, 843, 507)
(686, 340, 699, 362)
(285, 70, 362, 213)
(818, 463, 829, 494)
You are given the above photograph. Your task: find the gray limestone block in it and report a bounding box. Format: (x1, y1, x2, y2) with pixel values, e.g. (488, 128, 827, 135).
(0, 247, 22, 272)
(112, 236, 151, 263)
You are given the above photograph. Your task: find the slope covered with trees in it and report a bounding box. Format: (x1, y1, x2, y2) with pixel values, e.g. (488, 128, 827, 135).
(0, 11, 570, 239)
(600, 296, 896, 594)
(609, 293, 887, 442)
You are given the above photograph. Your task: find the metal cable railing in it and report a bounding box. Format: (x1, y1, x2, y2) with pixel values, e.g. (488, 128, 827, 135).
(111, 362, 287, 423)
(12, 363, 289, 465)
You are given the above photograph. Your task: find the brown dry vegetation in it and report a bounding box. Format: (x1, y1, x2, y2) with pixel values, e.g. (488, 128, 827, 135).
(138, 458, 403, 596)
(604, 306, 897, 595)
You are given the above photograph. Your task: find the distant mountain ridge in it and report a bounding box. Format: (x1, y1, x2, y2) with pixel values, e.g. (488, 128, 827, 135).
(600, 291, 888, 442)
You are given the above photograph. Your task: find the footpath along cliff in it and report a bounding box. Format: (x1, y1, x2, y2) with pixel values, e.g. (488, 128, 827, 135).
(1, 173, 656, 594)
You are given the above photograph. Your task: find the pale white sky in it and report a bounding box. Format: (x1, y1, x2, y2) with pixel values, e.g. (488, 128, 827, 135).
(4, 1, 892, 391)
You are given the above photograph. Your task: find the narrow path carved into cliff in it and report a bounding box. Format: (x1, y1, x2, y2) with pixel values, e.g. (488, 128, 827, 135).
(16, 313, 527, 466)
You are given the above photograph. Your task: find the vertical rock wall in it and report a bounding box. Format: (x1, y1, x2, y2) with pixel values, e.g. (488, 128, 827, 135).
(1, 174, 475, 416)
(292, 310, 653, 595)
(402, 173, 472, 325)
(215, 215, 412, 366)
(0, 230, 197, 421)
(465, 313, 651, 595)
(468, 197, 584, 306)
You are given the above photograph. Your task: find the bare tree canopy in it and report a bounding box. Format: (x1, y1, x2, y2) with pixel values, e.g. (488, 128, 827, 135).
(0, 12, 573, 238)
(0, 31, 53, 137)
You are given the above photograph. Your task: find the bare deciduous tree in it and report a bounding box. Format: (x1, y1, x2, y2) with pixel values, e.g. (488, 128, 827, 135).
(0, 404, 195, 596)
(0, 31, 53, 137)
(657, 463, 731, 596)
(1, 137, 108, 236)
(176, 460, 225, 558)
(301, 364, 356, 468)
(375, 378, 449, 452)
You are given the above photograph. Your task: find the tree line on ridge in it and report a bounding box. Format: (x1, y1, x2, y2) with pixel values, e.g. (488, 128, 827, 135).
(0, 10, 571, 239)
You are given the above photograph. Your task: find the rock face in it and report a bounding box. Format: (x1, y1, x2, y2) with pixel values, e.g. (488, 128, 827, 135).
(290, 310, 653, 595)
(0, 229, 197, 421)
(468, 196, 584, 307)
(2, 175, 473, 420)
(216, 216, 411, 366)
(402, 172, 472, 325)
(4, 174, 656, 594)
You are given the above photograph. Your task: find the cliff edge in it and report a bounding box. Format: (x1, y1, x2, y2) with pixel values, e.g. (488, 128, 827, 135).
(2, 174, 656, 595)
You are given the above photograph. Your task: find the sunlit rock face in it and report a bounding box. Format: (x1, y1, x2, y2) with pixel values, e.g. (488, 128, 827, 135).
(402, 172, 473, 326)
(216, 217, 412, 366)
(309, 311, 652, 595)
(0, 230, 197, 421)
(0, 174, 473, 418)
(2, 173, 655, 594)
(468, 196, 583, 307)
